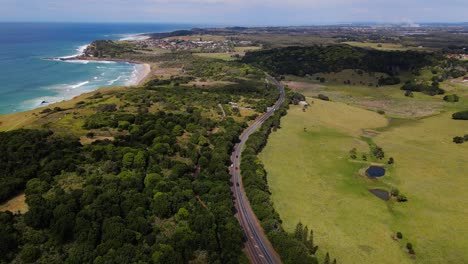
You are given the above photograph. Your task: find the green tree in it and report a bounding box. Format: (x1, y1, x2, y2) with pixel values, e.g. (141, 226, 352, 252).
(175, 207, 190, 222)
(122, 152, 135, 169)
(133, 151, 147, 170)
(152, 192, 172, 218)
(453, 136, 464, 144)
(294, 222, 304, 241)
(20, 245, 41, 263)
(324, 252, 330, 264)
(144, 173, 162, 190)
(349, 148, 357, 159)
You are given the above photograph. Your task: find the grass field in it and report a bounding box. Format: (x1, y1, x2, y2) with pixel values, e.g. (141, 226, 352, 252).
(192, 52, 238, 61)
(343, 41, 428, 51)
(259, 99, 468, 263)
(0, 193, 28, 214)
(282, 71, 466, 118)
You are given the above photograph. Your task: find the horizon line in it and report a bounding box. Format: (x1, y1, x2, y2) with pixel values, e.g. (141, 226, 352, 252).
(0, 21, 467, 27)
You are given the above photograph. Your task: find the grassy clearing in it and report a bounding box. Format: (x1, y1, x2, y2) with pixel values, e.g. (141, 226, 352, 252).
(259, 99, 468, 263)
(373, 112, 468, 264)
(259, 101, 409, 263)
(343, 42, 427, 51)
(282, 71, 460, 118)
(234, 46, 262, 53)
(193, 52, 237, 61)
(0, 193, 28, 214)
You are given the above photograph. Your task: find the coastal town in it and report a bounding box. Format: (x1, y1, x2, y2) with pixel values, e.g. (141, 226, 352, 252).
(134, 37, 255, 53)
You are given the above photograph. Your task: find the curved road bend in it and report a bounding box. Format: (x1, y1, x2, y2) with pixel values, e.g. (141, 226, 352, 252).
(230, 76, 284, 264)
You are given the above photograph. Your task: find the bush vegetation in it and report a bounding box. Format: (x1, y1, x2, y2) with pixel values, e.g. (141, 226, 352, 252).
(243, 45, 441, 77)
(452, 110, 468, 120)
(0, 59, 283, 263)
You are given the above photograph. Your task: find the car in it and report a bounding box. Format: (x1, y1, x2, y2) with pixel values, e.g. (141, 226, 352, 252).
(236, 155, 238, 158)
(235, 166, 238, 170)
(230, 164, 234, 168)
(236, 183, 239, 186)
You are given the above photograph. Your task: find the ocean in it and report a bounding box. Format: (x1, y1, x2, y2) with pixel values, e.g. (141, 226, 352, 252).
(0, 22, 192, 114)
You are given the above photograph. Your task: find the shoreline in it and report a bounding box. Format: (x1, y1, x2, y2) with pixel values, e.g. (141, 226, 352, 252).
(133, 62, 151, 86)
(59, 55, 152, 86)
(0, 57, 152, 131)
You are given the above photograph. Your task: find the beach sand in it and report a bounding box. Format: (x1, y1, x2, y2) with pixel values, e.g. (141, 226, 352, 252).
(135, 63, 151, 85)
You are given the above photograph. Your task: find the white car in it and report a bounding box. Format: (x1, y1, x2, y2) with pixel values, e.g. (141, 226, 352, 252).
(230, 164, 234, 168)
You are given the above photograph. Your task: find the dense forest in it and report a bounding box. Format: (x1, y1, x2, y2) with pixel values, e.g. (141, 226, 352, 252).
(242, 45, 442, 76)
(0, 55, 286, 263)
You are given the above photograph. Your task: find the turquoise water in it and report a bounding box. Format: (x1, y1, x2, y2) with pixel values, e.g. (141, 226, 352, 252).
(0, 23, 191, 114)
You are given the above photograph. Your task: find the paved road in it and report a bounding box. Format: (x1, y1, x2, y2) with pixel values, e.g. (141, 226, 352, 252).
(230, 76, 285, 264)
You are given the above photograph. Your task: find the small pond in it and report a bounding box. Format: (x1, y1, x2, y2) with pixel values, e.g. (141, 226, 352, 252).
(369, 189, 390, 201)
(366, 166, 386, 178)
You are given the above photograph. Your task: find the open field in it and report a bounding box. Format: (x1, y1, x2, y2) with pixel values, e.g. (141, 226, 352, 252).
(373, 111, 468, 264)
(282, 72, 468, 118)
(234, 46, 262, 53)
(259, 99, 468, 263)
(192, 52, 238, 61)
(343, 41, 431, 51)
(0, 193, 28, 214)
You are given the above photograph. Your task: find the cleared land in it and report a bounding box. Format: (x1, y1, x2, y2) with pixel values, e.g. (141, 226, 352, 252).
(283, 71, 450, 118)
(343, 41, 428, 51)
(259, 98, 468, 263)
(0, 193, 28, 214)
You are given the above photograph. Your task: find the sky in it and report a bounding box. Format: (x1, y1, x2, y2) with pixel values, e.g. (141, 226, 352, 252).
(0, 0, 467, 25)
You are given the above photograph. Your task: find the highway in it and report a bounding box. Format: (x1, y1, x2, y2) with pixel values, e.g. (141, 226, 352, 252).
(230, 76, 284, 264)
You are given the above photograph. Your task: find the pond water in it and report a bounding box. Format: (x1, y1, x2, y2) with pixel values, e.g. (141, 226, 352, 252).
(369, 189, 390, 201)
(366, 166, 386, 177)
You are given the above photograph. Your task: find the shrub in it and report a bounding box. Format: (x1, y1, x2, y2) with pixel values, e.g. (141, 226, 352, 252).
(349, 148, 357, 159)
(452, 110, 468, 120)
(378, 76, 401, 86)
(401, 80, 445, 96)
(96, 103, 117, 112)
(406, 243, 413, 250)
(317, 94, 330, 101)
(388, 157, 394, 164)
(86, 132, 95, 139)
(409, 248, 415, 255)
(391, 188, 400, 197)
(396, 232, 403, 239)
(404, 90, 414, 97)
(377, 110, 385, 115)
(397, 194, 408, 202)
(453, 136, 464, 144)
(443, 94, 459, 102)
(20, 245, 41, 263)
(40, 108, 52, 114)
(371, 145, 385, 160)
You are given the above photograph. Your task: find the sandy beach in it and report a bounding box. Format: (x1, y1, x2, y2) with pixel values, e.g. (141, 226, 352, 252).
(135, 63, 151, 85)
